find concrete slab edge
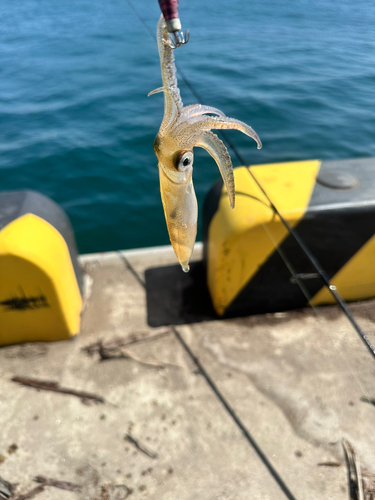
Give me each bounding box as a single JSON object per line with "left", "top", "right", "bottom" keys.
{"left": 78, "top": 242, "right": 203, "bottom": 264}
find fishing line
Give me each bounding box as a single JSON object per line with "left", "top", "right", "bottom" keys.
{"left": 259, "top": 215, "right": 373, "bottom": 402}
{"left": 123, "top": 2, "right": 375, "bottom": 365}
{"left": 242, "top": 161, "right": 375, "bottom": 360}
{"left": 124, "top": 0, "right": 156, "bottom": 40}
{"left": 217, "top": 127, "right": 375, "bottom": 359}
{"left": 234, "top": 176, "right": 373, "bottom": 401}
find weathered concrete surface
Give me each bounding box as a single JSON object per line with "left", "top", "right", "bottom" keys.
{"left": 0, "top": 244, "right": 374, "bottom": 500}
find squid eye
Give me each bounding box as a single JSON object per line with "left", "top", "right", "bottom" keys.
{"left": 178, "top": 151, "right": 194, "bottom": 171}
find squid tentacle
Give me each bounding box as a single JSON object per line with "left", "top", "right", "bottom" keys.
{"left": 190, "top": 115, "right": 262, "bottom": 150}
{"left": 179, "top": 104, "right": 226, "bottom": 120}
{"left": 195, "top": 131, "right": 235, "bottom": 209}
{"left": 157, "top": 16, "right": 183, "bottom": 128}
{"left": 148, "top": 87, "right": 165, "bottom": 96}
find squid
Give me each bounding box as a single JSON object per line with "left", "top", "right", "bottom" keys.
{"left": 150, "top": 15, "right": 262, "bottom": 272}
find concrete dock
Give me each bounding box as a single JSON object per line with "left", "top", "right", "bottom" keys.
{"left": 0, "top": 244, "right": 375, "bottom": 500}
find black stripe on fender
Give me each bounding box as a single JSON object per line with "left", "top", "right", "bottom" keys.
{"left": 219, "top": 158, "right": 375, "bottom": 317}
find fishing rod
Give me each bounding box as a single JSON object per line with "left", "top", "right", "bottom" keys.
{"left": 125, "top": 0, "right": 375, "bottom": 361}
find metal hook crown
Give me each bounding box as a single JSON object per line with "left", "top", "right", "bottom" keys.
{"left": 164, "top": 29, "right": 190, "bottom": 49}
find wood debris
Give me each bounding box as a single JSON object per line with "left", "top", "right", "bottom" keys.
{"left": 98, "top": 345, "right": 176, "bottom": 369}
{"left": 82, "top": 330, "right": 179, "bottom": 369}
{"left": 0, "top": 475, "right": 14, "bottom": 500}
{"left": 10, "top": 476, "right": 82, "bottom": 500}
{"left": 343, "top": 439, "right": 375, "bottom": 500}
{"left": 34, "top": 475, "right": 82, "bottom": 492}
{"left": 12, "top": 485, "right": 45, "bottom": 500}
{"left": 83, "top": 330, "right": 171, "bottom": 356}
{"left": 124, "top": 434, "right": 158, "bottom": 459}
{"left": 317, "top": 461, "right": 341, "bottom": 467}
{"left": 11, "top": 376, "right": 105, "bottom": 404}
{"left": 360, "top": 396, "right": 375, "bottom": 407}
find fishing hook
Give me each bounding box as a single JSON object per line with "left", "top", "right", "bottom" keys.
{"left": 164, "top": 29, "right": 190, "bottom": 49}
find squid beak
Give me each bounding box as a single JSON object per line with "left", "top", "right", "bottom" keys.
{"left": 158, "top": 164, "right": 198, "bottom": 272}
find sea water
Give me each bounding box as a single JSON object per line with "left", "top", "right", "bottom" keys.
{"left": 0, "top": 0, "right": 374, "bottom": 253}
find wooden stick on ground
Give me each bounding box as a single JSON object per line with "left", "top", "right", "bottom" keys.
{"left": 343, "top": 439, "right": 375, "bottom": 500}
{"left": 82, "top": 330, "right": 172, "bottom": 356}
{"left": 11, "top": 376, "right": 105, "bottom": 404}
{"left": 124, "top": 434, "right": 158, "bottom": 459}
{"left": 83, "top": 331, "right": 180, "bottom": 369}
{"left": 34, "top": 475, "right": 82, "bottom": 492}
{"left": 12, "top": 485, "right": 45, "bottom": 500}
{"left": 11, "top": 476, "right": 82, "bottom": 500}
{"left": 0, "top": 475, "right": 14, "bottom": 500}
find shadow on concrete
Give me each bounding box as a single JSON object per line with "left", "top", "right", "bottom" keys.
{"left": 145, "top": 260, "right": 218, "bottom": 327}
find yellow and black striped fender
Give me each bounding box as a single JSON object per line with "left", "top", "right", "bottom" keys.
{"left": 0, "top": 191, "right": 82, "bottom": 346}
{"left": 202, "top": 158, "right": 375, "bottom": 317}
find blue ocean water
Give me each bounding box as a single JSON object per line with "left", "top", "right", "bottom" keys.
{"left": 0, "top": 0, "right": 375, "bottom": 254}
